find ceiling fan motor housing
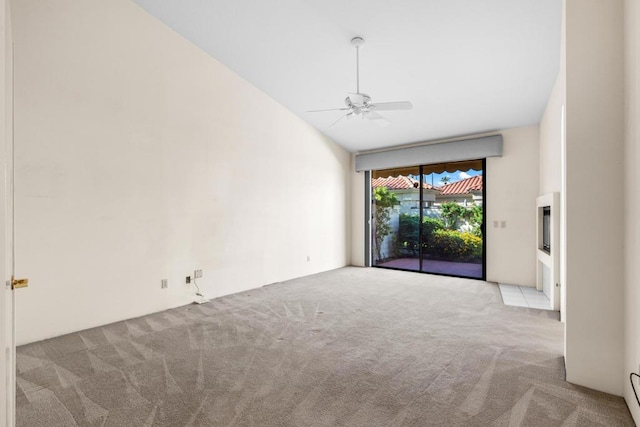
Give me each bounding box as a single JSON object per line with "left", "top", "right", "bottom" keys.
{"left": 345, "top": 93, "right": 371, "bottom": 112}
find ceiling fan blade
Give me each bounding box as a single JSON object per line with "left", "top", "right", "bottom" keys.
{"left": 328, "top": 112, "right": 352, "bottom": 128}
{"left": 370, "top": 101, "right": 413, "bottom": 111}
{"left": 364, "top": 111, "right": 391, "bottom": 126}
{"left": 307, "top": 107, "right": 351, "bottom": 113}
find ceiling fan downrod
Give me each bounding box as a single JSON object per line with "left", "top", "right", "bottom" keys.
{"left": 351, "top": 37, "right": 365, "bottom": 94}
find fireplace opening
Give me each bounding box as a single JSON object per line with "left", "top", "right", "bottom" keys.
{"left": 542, "top": 206, "right": 551, "bottom": 253}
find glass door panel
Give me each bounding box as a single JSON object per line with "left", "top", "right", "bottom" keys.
{"left": 420, "top": 161, "right": 484, "bottom": 279}
{"left": 371, "top": 166, "right": 420, "bottom": 271}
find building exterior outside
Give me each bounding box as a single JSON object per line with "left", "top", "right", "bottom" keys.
{"left": 372, "top": 174, "right": 483, "bottom": 261}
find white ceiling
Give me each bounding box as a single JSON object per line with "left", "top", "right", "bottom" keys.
{"left": 132, "top": 0, "right": 562, "bottom": 153}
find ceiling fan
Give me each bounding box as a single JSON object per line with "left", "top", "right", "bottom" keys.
{"left": 308, "top": 37, "right": 413, "bottom": 127}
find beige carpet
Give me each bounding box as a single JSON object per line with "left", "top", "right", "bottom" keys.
{"left": 15, "top": 267, "right": 633, "bottom": 426}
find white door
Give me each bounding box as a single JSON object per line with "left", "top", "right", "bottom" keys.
{"left": 1, "top": 1, "right": 15, "bottom": 425}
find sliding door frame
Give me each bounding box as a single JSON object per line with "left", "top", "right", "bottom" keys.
{"left": 370, "top": 158, "right": 487, "bottom": 281}
{"left": 364, "top": 171, "right": 371, "bottom": 267}
{"left": 481, "top": 158, "right": 486, "bottom": 281}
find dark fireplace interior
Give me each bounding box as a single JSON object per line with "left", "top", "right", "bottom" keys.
{"left": 542, "top": 206, "right": 551, "bottom": 253}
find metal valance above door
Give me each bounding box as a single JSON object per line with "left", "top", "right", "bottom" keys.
{"left": 355, "top": 135, "right": 503, "bottom": 172}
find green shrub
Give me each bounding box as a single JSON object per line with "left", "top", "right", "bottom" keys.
{"left": 397, "top": 214, "right": 445, "bottom": 255}
{"left": 422, "top": 217, "right": 445, "bottom": 246}
{"left": 468, "top": 204, "right": 483, "bottom": 236}
{"left": 373, "top": 187, "right": 399, "bottom": 261}
{"left": 440, "top": 202, "right": 467, "bottom": 230}
{"left": 440, "top": 202, "right": 484, "bottom": 236}
{"left": 431, "top": 229, "right": 482, "bottom": 261}
{"left": 422, "top": 216, "right": 444, "bottom": 237}
{"left": 398, "top": 213, "right": 420, "bottom": 255}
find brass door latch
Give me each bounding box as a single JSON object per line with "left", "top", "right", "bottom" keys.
{"left": 11, "top": 276, "right": 28, "bottom": 289}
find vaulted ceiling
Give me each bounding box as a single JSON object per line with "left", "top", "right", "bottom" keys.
{"left": 133, "top": 0, "right": 562, "bottom": 153}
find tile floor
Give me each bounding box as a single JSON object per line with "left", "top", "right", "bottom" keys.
{"left": 499, "top": 283, "right": 552, "bottom": 310}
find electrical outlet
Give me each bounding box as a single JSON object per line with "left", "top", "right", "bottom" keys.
{"left": 186, "top": 276, "right": 191, "bottom": 284}
{"left": 194, "top": 269, "right": 203, "bottom": 278}
{"left": 306, "top": 256, "right": 310, "bottom": 262}
{"left": 161, "top": 279, "right": 168, "bottom": 289}
{"left": 500, "top": 220, "right": 506, "bottom": 228}
{"left": 493, "top": 221, "right": 499, "bottom": 228}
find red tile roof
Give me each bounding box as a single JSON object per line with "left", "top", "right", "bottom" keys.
{"left": 438, "top": 175, "right": 483, "bottom": 195}
{"left": 372, "top": 176, "right": 438, "bottom": 190}
{"left": 372, "top": 174, "right": 483, "bottom": 196}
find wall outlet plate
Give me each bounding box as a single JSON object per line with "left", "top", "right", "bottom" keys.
{"left": 161, "top": 279, "right": 168, "bottom": 289}
{"left": 186, "top": 276, "right": 191, "bottom": 284}
{"left": 194, "top": 269, "right": 203, "bottom": 278}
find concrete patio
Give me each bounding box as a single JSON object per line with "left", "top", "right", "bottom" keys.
{"left": 377, "top": 257, "right": 483, "bottom": 278}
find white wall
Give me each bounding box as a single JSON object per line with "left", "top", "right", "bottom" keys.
{"left": 624, "top": 0, "right": 640, "bottom": 420}
{"left": 351, "top": 157, "right": 365, "bottom": 267}
{"left": 13, "top": 0, "right": 351, "bottom": 345}
{"left": 539, "top": 0, "right": 566, "bottom": 320}
{"left": 0, "top": 0, "right": 14, "bottom": 424}
{"left": 564, "top": 0, "right": 624, "bottom": 396}
{"left": 539, "top": 76, "right": 564, "bottom": 196}
{"left": 351, "top": 126, "right": 540, "bottom": 287}
{"left": 485, "top": 125, "right": 539, "bottom": 287}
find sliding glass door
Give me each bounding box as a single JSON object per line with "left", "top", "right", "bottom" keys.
{"left": 371, "top": 160, "right": 485, "bottom": 280}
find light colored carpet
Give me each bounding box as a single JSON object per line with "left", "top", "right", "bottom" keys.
{"left": 16, "top": 267, "right": 633, "bottom": 426}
